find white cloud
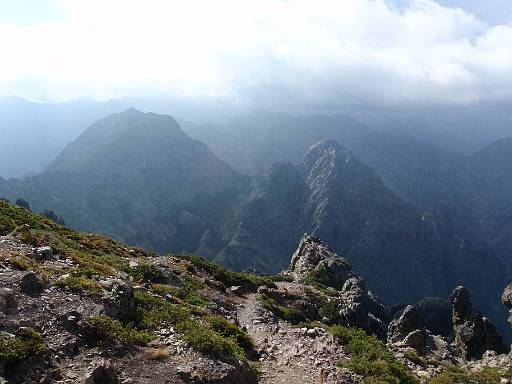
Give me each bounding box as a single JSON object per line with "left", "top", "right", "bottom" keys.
{"left": 0, "top": 0, "right": 511, "bottom": 107}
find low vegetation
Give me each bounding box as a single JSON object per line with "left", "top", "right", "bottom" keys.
{"left": 134, "top": 291, "right": 254, "bottom": 363}
{"left": 177, "top": 254, "right": 277, "bottom": 291}
{"left": 55, "top": 273, "right": 102, "bottom": 296}
{"left": 260, "top": 294, "right": 308, "bottom": 325}
{"left": 0, "top": 328, "right": 47, "bottom": 363}
{"left": 329, "top": 325, "right": 419, "bottom": 384}
{"left": 87, "top": 316, "right": 156, "bottom": 345}
{"left": 429, "top": 365, "right": 512, "bottom": 384}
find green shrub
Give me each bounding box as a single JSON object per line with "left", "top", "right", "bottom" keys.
{"left": 55, "top": 275, "right": 102, "bottom": 296}
{"left": 178, "top": 319, "right": 246, "bottom": 361}
{"left": 260, "top": 295, "right": 308, "bottom": 325}
{"left": 429, "top": 365, "right": 512, "bottom": 384}
{"left": 208, "top": 315, "right": 255, "bottom": 352}
{"left": 177, "top": 254, "right": 276, "bottom": 291}
{"left": 329, "top": 325, "right": 418, "bottom": 384}
{"left": 404, "top": 348, "right": 426, "bottom": 367}
{"left": 0, "top": 328, "right": 46, "bottom": 363}
{"left": 134, "top": 291, "right": 190, "bottom": 326}
{"left": 87, "top": 316, "right": 156, "bottom": 345}
{"left": 134, "top": 292, "right": 254, "bottom": 362}
{"left": 127, "top": 262, "right": 167, "bottom": 283}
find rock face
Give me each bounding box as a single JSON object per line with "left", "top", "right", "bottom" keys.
{"left": 450, "top": 286, "right": 507, "bottom": 359}
{"left": 388, "top": 305, "right": 427, "bottom": 353}
{"left": 288, "top": 234, "right": 353, "bottom": 289}
{"left": 502, "top": 283, "right": 512, "bottom": 327}
{"left": 338, "top": 276, "right": 388, "bottom": 338}
{"left": 288, "top": 234, "right": 388, "bottom": 337}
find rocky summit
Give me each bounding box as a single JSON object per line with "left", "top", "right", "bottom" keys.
{"left": 1, "top": 201, "right": 512, "bottom": 384}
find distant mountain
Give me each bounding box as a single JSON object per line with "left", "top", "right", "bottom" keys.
{"left": 1, "top": 109, "right": 510, "bottom": 338}
{"left": 0, "top": 96, "right": 248, "bottom": 179}
{"left": 350, "top": 133, "right": 512, "bottom": 271}
{"left": 0, "top": 96, "right": 131, "bottom": 178}
{"left": 181, "top": 111, "right": 371, "bottom": 175}
{"left": 0, "top": 109, "right": 247, "bottom": 253}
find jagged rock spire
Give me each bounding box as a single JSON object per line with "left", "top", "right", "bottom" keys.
{"left": 450, "top": 286, "right": 507, "bottom": 360}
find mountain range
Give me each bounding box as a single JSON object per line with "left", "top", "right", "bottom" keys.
{"left": 1, "top": 108, "right": 511, "bottom": 339}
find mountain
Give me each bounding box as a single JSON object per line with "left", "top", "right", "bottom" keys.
{"left": 0, "top": 96, "right": 248, "bottom": 179}
{"left": 212, "top": 140, "right": 509, "bottom": 335}
{"left": 0, "top": 109, "right": 247, "bottom": 253}
{"left": 181, "top": 111, "right": 372, "bottom": 175}
{"left": 1, "top": 110, "right": 510, "bottom": 338}
{"left": 0, "top": 96, "right": 131, "bottom": 178}
{"left": 350, "top": 133, "right": 512, "bottom": 270}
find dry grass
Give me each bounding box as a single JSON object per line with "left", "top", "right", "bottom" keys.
{"left": 148, "top": 347, "right": 171, "bottom": 360}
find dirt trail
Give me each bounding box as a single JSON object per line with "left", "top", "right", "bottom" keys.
{"left": 237, "top": 292, "right": 358, "bottom": 384}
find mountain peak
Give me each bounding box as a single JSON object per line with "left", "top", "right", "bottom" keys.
{"left": 305, "top": 139, "right": 351, "bottom": 162}
{"left": 45, "top": 110, "right": 186, "bottom": 173}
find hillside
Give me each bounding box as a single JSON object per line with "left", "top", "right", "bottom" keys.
{"left": 1, "top": 200, "right": 511, "bottom": 383}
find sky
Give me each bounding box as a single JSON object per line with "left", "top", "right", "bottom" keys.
{"left": 0, "top": 0, "right": 512, "bottom": 109}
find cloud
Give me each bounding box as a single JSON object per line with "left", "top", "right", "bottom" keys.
{"left": 0, "top": 0, "right": 511, "bottom": 108}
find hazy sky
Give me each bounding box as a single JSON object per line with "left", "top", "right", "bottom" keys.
{"left": 1, "top": 0, "right": 512, "bottom": 109}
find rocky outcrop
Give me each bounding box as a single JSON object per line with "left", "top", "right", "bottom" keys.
{"left": 288, "top": 234, "right": 388, "bottom": 337}
{"left": 414, "top": 297, "right": 452, "bottom": 338}
{"left": 288, "top": 234, "right": 354, "bottom": 289}
{"left": 502, "top": 283, "right": 512, "bottom": 327}
{"left": 388, "top": 305, "right": 427, "bottom": 353}
{"left": 102, "top": 280, "right": 135, "bottom": 322}
{"left": 450, "top": 286, "right": 507, "bottom": 359}
{"left": 338, "top": 276, "right": 388, "bottom": 338}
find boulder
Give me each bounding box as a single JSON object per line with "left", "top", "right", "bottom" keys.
{"left": 388, "top": 305, "right": 425, "bottom": 344}
{"left": 33, "top": 246, "right": 53, "bottom": 260}
{"left": 0, "top": 288, "right": 17, "bottom": 315}
{"left": 20, "top": 272, "right": 45, "bottom": 296}
{"left": 59, "top": 310, "right": 82, "bottom": 332}
{"left": 388, "top": 305, "right": 427, "bottom": 352}
{"left": 402, "top": 329, "right": 427, "bottom": 352}
{"left": 450, "top": 286, "right": 508, "bottom": 360}
{"left": 83, "top": 361, "right": 118, "bottom": 384}
{"left": 102, "top": 280, "right": 135, "bottom": 321}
